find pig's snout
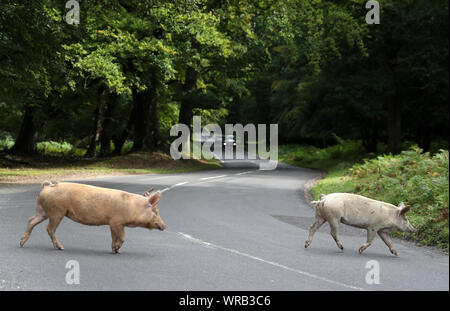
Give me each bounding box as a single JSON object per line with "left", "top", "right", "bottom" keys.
{"left": 157, "top": 222, "right": 166, "bottom": 231}
{"left": 405, "top": 222, "right": 417, "bottom": 233}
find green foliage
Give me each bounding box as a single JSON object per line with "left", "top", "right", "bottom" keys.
{"left": 0, "top": 0, "right": 448, "bottom": 162}
{"left": 36, "top": 141, "right": 73, "bottom": 155}
{"left": 121, "top": 140, "right": 134, "bottom": 155}
{"left": 236, "top": 0, "right": 448, "bottom": 149}
{"left": 0, "top": 132, "right": 14, "bottom": 151}
{"left": 348, "top": 147, "right": 449, "bottom": 249}
{"left": 278, "top": 140, "right": 367, "bottom": 170}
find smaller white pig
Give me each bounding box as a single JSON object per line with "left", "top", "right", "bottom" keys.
{"left": 304, "top": 193, "right": 416, "bottom": 256}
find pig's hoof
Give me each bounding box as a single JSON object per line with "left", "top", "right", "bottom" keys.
{"left": 338, "top": 244, "right": 344, "bottom": 251}
{"left": 358, "top": 246, "right": 365, "bottom": 254}
{"left": 19, "top": 235, "right": 28, "bottom": 247}
{"left": 391, "top": 249, "right": 399, "bottom": 256}
{"left": 305, "top": 241, "right": 311, "bottom": 248}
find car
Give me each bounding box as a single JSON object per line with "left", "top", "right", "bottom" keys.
{"left": 222, "top": 134, "right": 236, "bottom": 148}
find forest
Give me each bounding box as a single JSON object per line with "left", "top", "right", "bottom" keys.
{"left": 0, "top": 0, "right": 448, "bottom": 157}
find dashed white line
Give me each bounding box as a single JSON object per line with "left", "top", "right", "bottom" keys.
{"left": 200, "top": 175, "right": 228, "bottom": 180}
{"left": 177, "top": 232, "right": 367, "bottom": 291}
{"left": 155, "top": 170, "right": 255, "bottom": 193}
{"left": 160, "top": 181, "right": 189, "bottom": 193}
{"left": 235, "top": 171, "right": 255, "bottom": 176}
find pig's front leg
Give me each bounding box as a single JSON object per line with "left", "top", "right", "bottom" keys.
{"left": 359, "top": 228, "right": 377, "bottom": 254}
{"left": 378, "top": 230, "right": 398, "bottom": 256}
{"left": 110, "top": 225, "right": 125, "bottom": 254}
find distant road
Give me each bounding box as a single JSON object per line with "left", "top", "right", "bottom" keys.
{"left": 0, "top": 152, "right": 448, "bottom": 290}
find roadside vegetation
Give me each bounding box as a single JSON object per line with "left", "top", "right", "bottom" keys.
{"left": 0, "top": 139, "right": 220, "bottom": 183}
{"left": 279, "top": 141, "right": 449, "bottom": 251}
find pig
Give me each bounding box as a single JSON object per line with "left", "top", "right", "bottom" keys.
{"left": 304, "top": 193, "right": 416, "bottom": 256}
{"left": 19, "top": 181, "right": 166, "bottom": 253}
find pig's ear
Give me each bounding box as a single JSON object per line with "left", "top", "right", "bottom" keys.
{"left": 399, "top": 204, "right": 411, "bottom": 216}
{"left": 143, "top": 187, "right": 154, "bottom": 197}
{"left": 148, "top": 191, "right": 162, "bottom": 206}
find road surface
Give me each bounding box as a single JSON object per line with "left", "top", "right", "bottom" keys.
{"left": 0, "top": 153, "right": 448, "bottom": 290}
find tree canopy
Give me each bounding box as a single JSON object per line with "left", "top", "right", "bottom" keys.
{"left": 0, "top": 0, "right": 448, "bottom": 156}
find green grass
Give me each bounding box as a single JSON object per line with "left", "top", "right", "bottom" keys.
{"left": 278, "top": 140, "right": 372, "bottom": 171}
{"left": 0, "top": 151, "right": 221, "bottom": 183}
{"left": 279, "top": 142, "right": 449, "bottom": 251}
{"left": 0, "top": 138, "right": 221, "bottom": 183}
{"left": 0, "top": 165, "right": 217, "bottom": 177}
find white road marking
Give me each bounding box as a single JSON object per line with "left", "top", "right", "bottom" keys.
{"left": 235, "top": 171, "right": 255, "bottom": 176}
{"left": 177, "top": 232, "right": 367, "bottom": 291}
{"left": 200, "top": 175, "right": 228, "bottom": 180}
{"left": 127, "top": 175, "right": 173, "bottom": 181}
{"left": 159, "top": 174, "right": 229, "bottom": 193}
{"left": 160, "top": 182, "right": 189, "bottom": 193}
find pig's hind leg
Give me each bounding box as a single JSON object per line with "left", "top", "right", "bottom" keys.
{"left": 329, "top": 219, "right": 344, "bottom": 251}
{"left": 46, "top": 215, "right": 65, "bottom": 250}
{"left": 305, "top": 216, "right": 326, "bottom": 248}
{"left": 20, "top": 204, "right": 48, "bottom": 247}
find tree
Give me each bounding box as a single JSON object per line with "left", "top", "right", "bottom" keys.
{"left": 0, "top": 1, "right": 66, "bottom": 154}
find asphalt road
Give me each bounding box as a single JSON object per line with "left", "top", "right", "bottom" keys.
{"left": 0, "top": 153, "right": 448, "bottom": 291}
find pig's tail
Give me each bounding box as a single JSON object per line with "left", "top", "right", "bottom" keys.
{"left": 42, "top": 180, "right": 56, "bottom": 188}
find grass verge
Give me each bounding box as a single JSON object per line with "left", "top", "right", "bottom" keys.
{"left": 0, "top": 151, "right": 221, "bottom": 184}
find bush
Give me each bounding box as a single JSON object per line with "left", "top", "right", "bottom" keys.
{"left": 121, "top": 140, "right": 134, "bottom": 154}
{"left": 278, "top": 140, "right": 367, "bottom": 170}
{"left": 347, "top": 147, "right": 449, "bottom": 249}
{"left": 37, "top": 141, "right": 73, "bottom": 155}
{"left": 0, "top": 134, "right": 14, "bottom": 151}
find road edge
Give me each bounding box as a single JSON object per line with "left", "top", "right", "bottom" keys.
{"left": 303, "top": 171, "right": 327, "bottom": 205}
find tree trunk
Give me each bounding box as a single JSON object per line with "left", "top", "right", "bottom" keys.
{"left": 131, "top": 90, "right": 149, "bottom": 152}
{"left": 178, "top": 99, "right": 194, "bottom": 130}
{"left": 362, "top": 126, "right": 378, "bottom": 153}
{"left": 143, "top": 85, "right": 162, "bottom": 150}
{"left": 99, "top": 93, "right": 119, "bottom": 157}
{"left": 418, "top": 129, "right": 431, "bottom": 152}
{"left": 85, "top": 87, "right": 106, "bottom": 158}
{"left": 132, "top": 73, "right": 162, "bottom": 152}
{"left": 112, "top": 102, "right": 135, "bottom": 156}
{"left": 178, "top": 67, "right": 198, "bottom": 128}
{"left": 387, "top": 96, "right": 402, "bottom": 154}
{"left": 10, "top": 106, "right": 38, "bottom": 154}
